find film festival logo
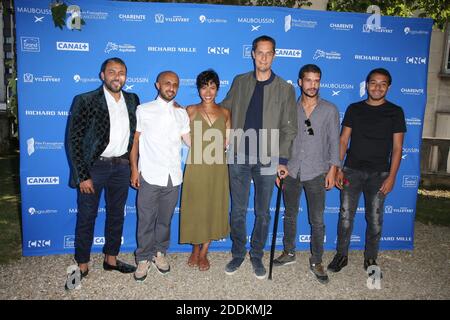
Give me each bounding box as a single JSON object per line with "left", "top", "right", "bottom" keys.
{"left": 26, "top": 137, "right": 64, "bottom": 156}
{"left": 284, "top": 14, "right": 317, "bottom": 32}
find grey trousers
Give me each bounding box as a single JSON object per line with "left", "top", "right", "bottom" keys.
{"left": 135, "top": 175, "right": 179, "bottom": 263}
{"left": 283, "top": 174, "right": 326, "bottom": 265}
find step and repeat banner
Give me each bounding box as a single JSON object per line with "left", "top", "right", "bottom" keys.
{"left": 16, "top": 0, "right": 432, "bottom": 256}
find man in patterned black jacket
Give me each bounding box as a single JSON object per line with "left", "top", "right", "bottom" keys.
{"left": 66, "top": 57, "right": 139, "bottom": 288}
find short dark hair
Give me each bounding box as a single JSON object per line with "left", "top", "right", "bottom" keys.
{"left": 298, "top": 64, "right": 322, "bottom": 80}
{"left": 252, "top": 35, "right": 276, "bottom": 52}
{"left": 366, "top": 68, "right": 392, "bottom": 86}
{"left": 196, "top": 69, "right": 220, "bottom": 90}
{"left": 100, "top": 57, "right": 127, "bottom": 74}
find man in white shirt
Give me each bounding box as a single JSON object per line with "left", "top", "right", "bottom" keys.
{"left": 66, "top": 58, "right": 140, "bottom": 289}
{"left": 130, "top": 71, "right": 190, "bottom": 281}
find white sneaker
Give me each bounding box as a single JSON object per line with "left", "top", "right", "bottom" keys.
{"left": 152, "top": 252, "right": 170, "bottom": 275}
{"left": 134, "top": 260, "right": 150, "bottom": 282}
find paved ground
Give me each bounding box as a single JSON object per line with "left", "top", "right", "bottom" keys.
{"left": 0, "top": 221, "right": 449, "bottom": 300}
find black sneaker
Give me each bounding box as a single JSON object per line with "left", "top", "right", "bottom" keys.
{"left": 224, "top": 257, "right": 244, "bottom": 275}
{"left": 250, "top": 257, "right": 266, "bottom": 280}
{"left": 327, "top": 254, "right": 348, "bottom": 273}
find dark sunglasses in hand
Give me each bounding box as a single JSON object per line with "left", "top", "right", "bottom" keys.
{"left": 304, "top": 119, "right": 314, "bottom": 136}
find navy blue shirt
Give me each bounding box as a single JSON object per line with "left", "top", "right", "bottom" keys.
{"left": 243, "top": 72, "right": 288, "bottom": 164}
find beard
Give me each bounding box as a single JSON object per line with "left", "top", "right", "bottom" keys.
{"left": 302, "top": 88, "right": 318, "bottom": 98}
{"left": 368, "top": 92, "right": 386, "bottom": 101}
{"left": 104, "top": 80, "right": 123, "bottom": 93}
{"left": 160, "top": 91, "right": 176, "bottom": 102}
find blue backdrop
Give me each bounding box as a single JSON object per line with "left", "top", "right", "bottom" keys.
{"left": 15, "top": 0, "right": 433, "bottom": 256}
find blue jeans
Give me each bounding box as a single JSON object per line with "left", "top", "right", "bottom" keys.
{"left": 229, "top": 162, "right": 276, "bottom": 260}
{"left": 75, "top": 159, "right": 130, "bottom": 264}
{"left": 283, "top": 174, "right": 326, "bottom": 265}
{"left": 336, "top": 167, "right": 389, "bottom": 260}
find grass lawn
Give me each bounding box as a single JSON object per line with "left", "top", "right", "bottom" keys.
{"left": 0, "top": 150, "right": 448, "bottom": 265}
{"left": 0, "top": 151, "right": 22, "bottom": 264}
{"left": 416, "top": 189, "right": 450, "bottom": 226}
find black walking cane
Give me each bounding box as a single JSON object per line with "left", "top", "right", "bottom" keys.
{"left": 268, "top": 171, "right": 285, "bottom": 280}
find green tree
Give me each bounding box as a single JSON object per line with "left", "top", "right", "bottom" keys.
{"left": 327, "top": 0, "right": 450, "bottom": 30}
{"left": 122, "top": 0, "right": 312, "bottom": 8}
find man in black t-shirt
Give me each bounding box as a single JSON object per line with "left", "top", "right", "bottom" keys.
{"left": 327, "top": 68, "right": 406, "bottom": 274}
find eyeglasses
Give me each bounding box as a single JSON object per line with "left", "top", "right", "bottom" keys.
{"left": 305, "top": 119, "right": 314, "bottom": 136}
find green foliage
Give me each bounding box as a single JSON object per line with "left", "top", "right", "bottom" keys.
{"left": 120, "top": 0, "right": 312, "bottom": 8}
{"left": 327, "top": 0, "right": 450, "bottom": 30}
{"left": 5, "top": 60, "right": 17, "bottom": 126}
{"left": 50, "top": 1, "right": 86, "bottom": 30}
{"left": 241, "top": 0, "right": 311, "bottom": 7}
{"left": 416, "top": 189, "right": 450, "bottom": 227}
{"left": 50, "top": 1, "right": 68, "bottom": 29}
{"left": 0, "top": 153, "right": 22, "bottom": 265}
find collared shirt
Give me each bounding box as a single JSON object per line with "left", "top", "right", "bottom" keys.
{"left": 288, "top": 97, "right": 340, "bottom": 181}
{"left": 136, "top": 96, "right": 190, "bottom": 187}
{"left": 101, "top": 86, "right": 130, "bottom": 157}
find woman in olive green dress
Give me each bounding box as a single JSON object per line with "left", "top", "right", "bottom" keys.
{"left": 180, "top": 70, "right": 230, "bottom": 271}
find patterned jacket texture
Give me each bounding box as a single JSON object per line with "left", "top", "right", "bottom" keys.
{"left": 66, "top": 86, "right": 139, "bottom": 188}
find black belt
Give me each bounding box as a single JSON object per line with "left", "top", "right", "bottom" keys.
{"left": 98, "top": 153, "right": 129, "bottom": 165}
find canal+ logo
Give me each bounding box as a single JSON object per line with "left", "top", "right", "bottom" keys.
{"left": 27, "top": 176, "right": 60, "bottom": 185}
{"left": 56, "top": 41, "right": 89, "bottom": 52}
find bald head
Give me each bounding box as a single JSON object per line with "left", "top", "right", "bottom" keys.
{"left": 157, "top": 71, "right": 179, "bottom": 83}
{"left": 156, "top": 71, "right": 179, "bottom": 102}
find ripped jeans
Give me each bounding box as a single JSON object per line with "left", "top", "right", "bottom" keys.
{"left": 336, "top": 167, "right": 389, "bottom": 260}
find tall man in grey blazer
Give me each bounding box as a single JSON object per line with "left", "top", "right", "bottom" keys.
{"left": 221, "top": 35, "right": 298, "bottom": 279}
{"left": 66, "top": 58, "right": 139, "bottom": 288}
